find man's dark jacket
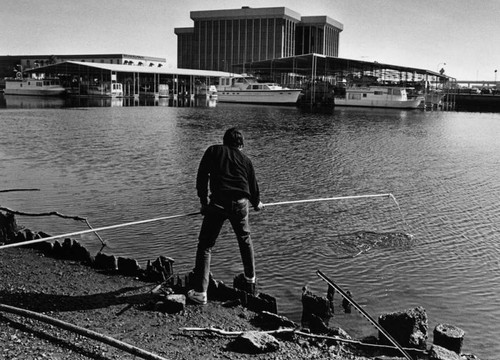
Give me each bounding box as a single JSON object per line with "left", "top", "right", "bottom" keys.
{"left": 196, "top": 144, "right": 260, "bottom": 208}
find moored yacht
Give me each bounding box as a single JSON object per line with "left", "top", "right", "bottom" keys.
{"left": 216, "top": 75, "right": 302, "bottom": 105}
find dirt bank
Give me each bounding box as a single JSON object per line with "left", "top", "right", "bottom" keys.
{"left": 0, "top": 246, "right": 382, "bottom": 360}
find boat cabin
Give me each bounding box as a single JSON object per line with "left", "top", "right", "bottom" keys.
{"left": 346, "top": 86, "right": 409, "bottom": 101}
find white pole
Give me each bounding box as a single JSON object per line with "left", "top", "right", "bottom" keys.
{"left": 263, "top": 193, "right": 392, "bottom": 207}
{"left": 0, "top": 212, "right": 200, "bottom": 250}
{"left": 263, "top": 193, "right": 411, "bottom": 234}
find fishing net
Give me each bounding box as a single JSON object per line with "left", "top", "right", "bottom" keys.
{"left": 276, "top": 194, "right": 415, "bottom": 259}
{"left": 330, "top": 230, "right": 414, "bottom": 258}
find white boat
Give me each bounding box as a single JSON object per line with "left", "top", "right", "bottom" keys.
{"left": 335, "top": 86, "right": 424, "bottom": 109}
{"left": 196, "top": 85, "right": 218, "bottom": 100}
{"left": 4, "top": 77, "right": 66, "bottom": 96}
{"left": 158, "top": 84, "right": 169, "bottom": 98}
{"left": 86, "top": 82, "right": 123, "bottom": 97}
{"left": 216, "top": 75, "right": 301, "bottom": 105}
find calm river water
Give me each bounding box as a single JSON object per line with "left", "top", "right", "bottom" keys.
{"left": 1, "top": 96, "right": 499, "bottom": 358}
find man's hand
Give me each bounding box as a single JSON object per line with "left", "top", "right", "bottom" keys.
{"left": 200, "top": 197, "right": 209, "bottom": 215}
{"left": 200, "top": 204, "right": 209, "bottom": 216}
{"left": 253, "top": 201, "right": 264, "bottom": 211}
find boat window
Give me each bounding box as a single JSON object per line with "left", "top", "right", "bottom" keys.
{"left": 349, "top": 94, "right": 362, "bottom": 100}
{"left": 363, "top": 93, "right": 367, "bottom": 97}
{"left": 36, "top": 82, "right": 43, "bottom": 87}
{"left": 393, "top": 89, "right": 401, "bottom": 95}
{"left": 374, "top": 91, "right": 383, "bottom": 95}
{"left": 387, "top": 89, "right": 393, "bottom": 95}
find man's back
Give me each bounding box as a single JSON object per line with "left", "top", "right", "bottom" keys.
{"left": 196, "top": 144, "right": 259, "bottom": 206}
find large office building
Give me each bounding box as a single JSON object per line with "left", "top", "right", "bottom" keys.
{"left": 175, "top": 6, "right": 343, "bottom": 71}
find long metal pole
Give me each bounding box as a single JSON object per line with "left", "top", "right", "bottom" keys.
{"left": 263, "top": 193, "right": 392, "bottom": 207}
{"left": 0, "top": 303, "right": 168, "bottom": 360}
{"left": 316, "top": 270, "right": 414, "bottom": 360}
{"left": 0, "top": 212, "right": 200, "bottom": 250}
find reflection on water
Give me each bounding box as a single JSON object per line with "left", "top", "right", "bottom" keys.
{"left": 1, "top": 101, "right": 500, "bottom": 359}
{"left": 0, "top": 94, "right": 218, "bottom": 109}
{"left": 2, "top": 94, "right": 66, "bottom": 109}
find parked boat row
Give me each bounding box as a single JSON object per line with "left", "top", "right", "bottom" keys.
{"left": 4, "top": 74, "right": 431, "bottom": 109}
{"left": 4, "top": 77, "right": 124, "bottom": 97}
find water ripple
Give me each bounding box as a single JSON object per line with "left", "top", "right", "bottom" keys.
{"left": 2, "top": 104, "right": 500, "bottom": 358}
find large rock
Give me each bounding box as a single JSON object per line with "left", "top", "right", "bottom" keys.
{"left": 301, "top": 287, "right": 333, "bottom": 332}
{"left": 117, "top": 256, "right": 141, "bottom": 276}
{"left": 247, "top": 292, "right": 278, "bottom": 314}
{"left": 429, "top": 344, "right": 461, "bottom": 360}
{"left": 378, "top": 306, "right": 428, "bottom": 349}
{"left": 0, "top": 212, "right": 18, "bottom": 242}
{"left": 145, "top": 256, "right": 174, "bottom": 283}
{"left": 94, "top": 253, "right": 118, "bottom": 270}
{"left": 155, "top": 294, "right": 185, "bottom": 314}
{"left": 231, "top": 331, "right": 280, "bottom": 354}
{"left": 71, "top": 240, "right": 93, "bottom": 264}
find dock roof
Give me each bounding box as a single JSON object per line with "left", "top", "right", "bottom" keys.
{"left": 25, "top": 61, "right": 240, "bottom": 78}
{"left": 236, "top": 53, "right": 453, "bottom": 81}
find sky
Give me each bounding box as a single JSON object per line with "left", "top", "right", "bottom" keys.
{"left": 1, "top": 0, "right": 499, "bottom": 81}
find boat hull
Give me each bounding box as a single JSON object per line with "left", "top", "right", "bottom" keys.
{"left": 4, "top": 88, "right": 66, "bottom": 96}
{"left": 334, "top": 97, "right": 423, "bottom": 109}
{"left": 217, "top": 89, "right": 301, "bottom": 105}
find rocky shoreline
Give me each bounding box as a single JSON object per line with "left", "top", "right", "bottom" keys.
{"left": 0, "top": 212, "right": 480, "bottom": 359}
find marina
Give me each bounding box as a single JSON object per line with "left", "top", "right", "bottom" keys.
{"left": 1, "top": 102, "right": 499, "bottom": 359}
{"left": 3, "top": 55, "right": 455, "bottom": 111}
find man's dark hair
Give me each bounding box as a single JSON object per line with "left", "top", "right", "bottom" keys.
{"left": 223, "top": 127, "right": 244, "bottom": 148}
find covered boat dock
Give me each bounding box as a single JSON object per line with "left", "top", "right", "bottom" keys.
{"left": 233, "top": 53, "right": 455, "bottom": 108}
{"left": 24, "top": 61, "right": 237, "bottom": 101}
{"left": 25, "top": 55, "right": 456, "bottom": 108}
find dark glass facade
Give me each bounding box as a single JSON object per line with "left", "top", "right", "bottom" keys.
{"left": 175, "top": 7, "right": 343, "bottom": 71}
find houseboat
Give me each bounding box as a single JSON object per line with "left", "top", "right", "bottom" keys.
{"left": 335, "top": 86, "right": 424, "bottom": 109}
{"left": 4, "top": 77, "right": 66, "bottom": 96}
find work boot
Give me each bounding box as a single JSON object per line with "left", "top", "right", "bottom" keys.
{"left": 233, "top": 273, "right": 256, "bottom": 296}
{"left": 186, "top": 289, "right": 207, "bottom": 305}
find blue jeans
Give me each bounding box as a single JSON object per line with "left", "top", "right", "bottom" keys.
{"left": 193, "top": 197, "right": 255, "bottom": 293}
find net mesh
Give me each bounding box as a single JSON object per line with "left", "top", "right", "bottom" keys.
{"left": 328, "top": 230, "right": 414, "bottom": 258}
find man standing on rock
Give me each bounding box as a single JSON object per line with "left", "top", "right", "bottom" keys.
{"left": 187, "top": 127, "right": 263, "bottom": 305}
